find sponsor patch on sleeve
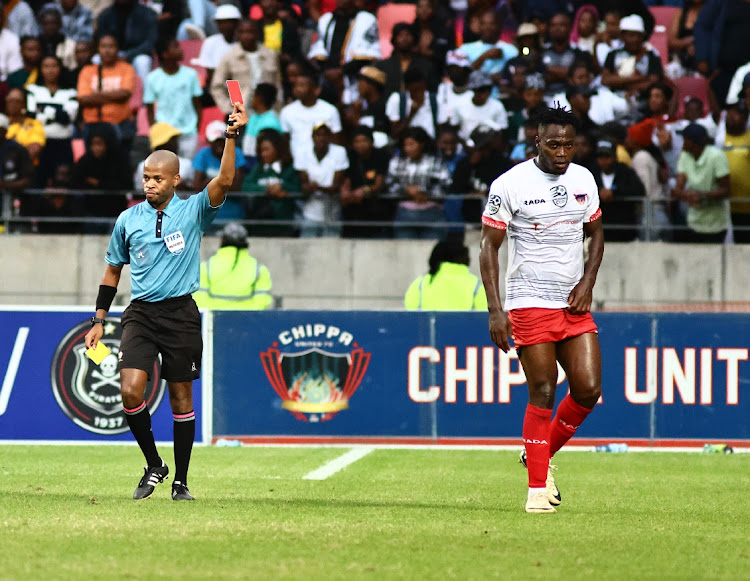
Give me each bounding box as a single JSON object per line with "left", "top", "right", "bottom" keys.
{"left": 588, "top": 208, "right": 602, "bottom": 222}
{"left": 482, "top": 215, "right": 507, "bottom": 230}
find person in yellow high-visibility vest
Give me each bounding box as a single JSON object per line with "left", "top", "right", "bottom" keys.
{"left": 404, "top": 237, "right": 488, "bottom": 310}
{"left": 193, "top": 222, "right": 273, "bottom": 310}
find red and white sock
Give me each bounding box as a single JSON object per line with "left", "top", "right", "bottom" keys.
{"left": 523, "top": 404, "right": 552, "bottom": 488}
{"left": 549, "top": 394, "right": 594, "bottom": 458}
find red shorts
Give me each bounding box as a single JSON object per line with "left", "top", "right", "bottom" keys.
{"left": 507, "top": 308, "right": 598, "bottom": 347}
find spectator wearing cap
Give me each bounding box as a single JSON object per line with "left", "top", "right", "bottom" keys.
{"left": 341, "top": 124, "right": 391, "bottom": 238}
{"left": 626, "top": 117, "right": 671, "bottom": 240}
{"left": 506, "top": 73, "right": 545, "bottom": 145}
{"left": 437, "top": 50, "right": 473, "bottom": 127}
{"left": 375, "top": 22, "right": 438, "bottom": 99}
{"left": 37, "top": 7, "right": 77, "bottom": 70}
{"left": 499, "top": 22, "right": 546, "bottom": 103}
{"left": 411, "top": 0, "right": 453, "bottom": 76}
{"left": 601, "top": 14, "right": 663, "bottom": 106}
{"left": 457, "top": 10, "right": 518, "bottom": 79}
{"left": 307, "top": 0, "right": 381, "bottom": 105}
{"left": 194, "top": 222, "right": 273, "bottom": 310}
{"left": 542, "top": 12, "right": 596, "bottom": 97}
{"left": 254, "top": 0, "right": 301, "bottom": 73}
{"left": 242, "top": 128, "right": 299, "bottom": 237}
{"left": 193, "top": 4, "right": 242, "bottom": 105}
{"left": 721, "top": 101, "right": 750, "bottom": 242}
{"left": 132, "top": 122, "right": 195, "bottom": 190}
{"left": 145, "top": 37, "right": 202, "bottom": 160}
{"left": 593, "top": 137, "right": 646, "bottom": 242}
{"left": 280, "top": 65, "right": 342, "bottom": 162}
{"left": 343, "top": 65, "right": 389, "bottom": 147}
{"left": 386, "top": 126, "right": 451, "bottom": 240}
{"left": 96, "top": 0, "right": 158, "bottom": 87}
{"left": 210, "top": 19, "right": 281, "bottom": 116}
{"left": 40, "top": 0, "right": 93, "bottom": 43}
{"left": 295, "top": 121, "right": 349, "bottom": 237}
{"left": 241, "top": 82, "right": 282, "bottom": 162}
{"left": 0, "top": 9, "right": 22, "bottom": 82}
{"left": 549, "top": 61, "right": 629, "bottom": 125}
{"left": 451, "top": 124, "right": 512, "bottom": 225}
{"left": 451, "top": 70, "right": 509, "bottom": 143}
{"left": 672, "top": 122, "right": 731, "bottom": 243}
{"left": 694, "top": 0, "right": 750, "bottom": 106}
{"left": 192, "top": 119, "right": 247, "bottom": 221}
{"left": 386, "top": 67, "right": 446, "bottom": 140}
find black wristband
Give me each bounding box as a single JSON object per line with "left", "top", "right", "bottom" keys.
{"left": 96, "top": 285, "right": 117, "bottom": 312}
{"left": 224, "top": 130, "right": 239, "bottom": 140}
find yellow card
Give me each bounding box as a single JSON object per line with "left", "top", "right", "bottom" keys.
{"left": 85, "top": 342, "right": 111, "bottom": 365}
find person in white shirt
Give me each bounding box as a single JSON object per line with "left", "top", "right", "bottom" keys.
{"left": 479, "top": 105, "right": 604, "bottom": 515}
{"left": 386, "top": 67, "right": 447, "bottom": 140}
{"left": 192, "top": 4, "right": 241, "bottom": 98}
{"left": 548, "top": 62, "right": 630, "bottom": 125}
{"left": 294, "top": 122, "right": 349, "bottom": 237}
{"left": 436, "top": 49, "right": 473, "bottom": 128}
{"left": 452, "top": 70, "right": 508, "bottom": 143}
{"left": 280, "top": 66, "right": 342, "bottom": 163}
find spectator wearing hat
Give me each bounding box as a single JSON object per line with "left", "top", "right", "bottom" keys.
{"left": 500, "top": 22, "right": 546, "bottom": 103}
{"left": 386, "top": 126, "right": 451, "bottom": 240}
{"left": 0, "top": 8, "right": 22, "bottom": 82}
{"left": 672, "top": 122, "right": 731, "bottom": 243}
{"left": 721, "top": 101, "right": 750, "bottom": 242}
{"left": 437, "top": 50, "right": 473, "bottom": 128}
{"left": 242, "top": 128, "right": 299, "bottom": 237}
{"left": 341, "top": 124, "right": 391, "bottom": 238}
{"left": 626, "top": 117, "right": 671, "bottom": 240}
{"left": 601, "top": 14, "right": 663, "bottom": 105}
{"left": 343, "top": 65, "right": 389, "bottom": 147}
{"left": 41, "top": 0, "right": 93, "bottom": 43}
{"left": 375, "top": 22, "right": 438, "bottom": 99}
{"left": 457, "top": 9, "right": 518, "bottom": 84}
{"left": 451, "top": 124, "right": 512, "bottom": 225}
{"left": 144, "top": 37, "right": 202, "bottom": 160}
{"left": 386, "top": 67, "right": 446, "bottom": 140}
{"left": 132, "top": 122, "right": 195, "bottom": 190}
{"left": 193, "top": 4, "right": 242, "bottom": 105}
{"left": 194, "top": 222, "right": 273, "bottom": 310}
{"left": 241, "top": 82, "right": 282, "bottom": 162}
{"left": 542, "top": 12, "right": 596, "bottom": 97}
{"left": 210, "top": 19, "right": 281, "bottom": 116}
{"left": 307, "top": 0, "right": 381, "bottom": 105}
{"left": 452, "top": 70, "right": 509, "bottom": 143}
{"left": 592, "top": 138, "right": 645, "bottom": 242}
{"left": 294, "top": 121, "right": 349, "bottom": 237}
{"left": 192, "top": 119, "right": 247, "bottom": 222}
{"left": 280, "top": 65, "right": 342, "bottom": 162}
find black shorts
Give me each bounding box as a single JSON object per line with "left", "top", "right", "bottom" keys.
{"left": 119, "top": 295, "right": 202, "bottom": 382}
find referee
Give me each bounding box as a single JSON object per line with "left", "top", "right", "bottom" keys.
{"left": 85, "top": 103, "right": 249, "bottom": 501}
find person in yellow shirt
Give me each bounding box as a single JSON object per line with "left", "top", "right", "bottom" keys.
{"left": 405, "top": 236, "right": 488, "bottom": 311}
{"left": 6, "top": 87, "right": 46, "bottom": 166}
{"left": 722, "top": 101, "right": 750, "bottom": 242}
{"left": 194, "top": 222, "right": 273, "bottom": 310}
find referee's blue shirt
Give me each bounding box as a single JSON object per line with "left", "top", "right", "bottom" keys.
{"left": 105, "top": 187, "right": 222, "bottom": 302}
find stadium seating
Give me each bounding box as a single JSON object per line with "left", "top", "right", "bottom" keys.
{"left": 377, "top": 3, "right": 416, "bottom": 59}
{"left": 673, "top": 75, "right": 709, "bottom": 117}
{"left": 198, "top": 106, "right": 226, "bottom": 142}
{"left": 649, "top": 6, "right": 680, "bottom": 30}
{"left": 180, "top": 39, "right": 207, "bottom": 87}
{"left": 650, "top": 24, "right": 669, "bottom": 68}
{"left": 71, "top": 138, "right": 85, "bottom": 162}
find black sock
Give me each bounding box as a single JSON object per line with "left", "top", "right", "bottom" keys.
{"left": 173, "top": 411, "right": 196, "bottom": 485}
{"left": 124, "top": 402, "right": 161, "bottom": 468}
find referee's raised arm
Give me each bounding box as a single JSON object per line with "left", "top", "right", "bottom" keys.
{"left": 207, "top": 102, "right": 249, "bottom": 207}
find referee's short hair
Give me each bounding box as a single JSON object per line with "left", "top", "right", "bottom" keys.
{"left": 534, "top": 104, "right": 580, "bottom": 134}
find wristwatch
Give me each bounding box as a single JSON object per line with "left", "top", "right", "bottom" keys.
{"left": 91, "top": 317, "right": 105, "bottom": 326}
{"left": 224, "top": 130, "right": 239, "bottom": 139}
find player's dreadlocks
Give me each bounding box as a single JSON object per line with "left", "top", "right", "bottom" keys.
{"left": 534, "top": 104, "right": 580, "bottom": 133}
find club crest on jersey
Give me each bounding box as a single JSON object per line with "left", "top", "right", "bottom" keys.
{"left": 260, "top": 324, "right": 371, "bottom": 423}
{"left": 487, "top": 194, "right": 501, "bottom": 215}
{"left": 164, "top": 231, "right": 185, "bottom": 255}
{"left": 550, "top": 185, "right": 568, "bottom": 207}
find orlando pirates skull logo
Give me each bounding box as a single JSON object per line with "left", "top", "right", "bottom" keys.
{"left": 550, "top": 185, "right": 568, "bottom": 207}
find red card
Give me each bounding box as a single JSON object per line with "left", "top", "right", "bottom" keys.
{"left": 226, "top": 80, "right": 243, "bottom": 105}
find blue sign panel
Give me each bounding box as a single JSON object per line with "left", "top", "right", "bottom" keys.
{"left": 212, "top": 311, "right": 750, "bottom": 440}
{"left": 0, "top": 309, "right": 205, "bottom": 442}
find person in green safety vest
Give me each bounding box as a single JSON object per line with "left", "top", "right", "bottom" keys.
{"left": 193, "top": 222, "right": 273, "bottom": 309}
{"left": 404, "top": 236, "right": 488, "bottom": 310}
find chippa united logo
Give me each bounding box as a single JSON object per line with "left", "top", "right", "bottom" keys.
{"left": 260, "top": 324, "right": 371, "bottom": 422}
{"left": 50, "top": 318, "right": 166, "bottom": 435}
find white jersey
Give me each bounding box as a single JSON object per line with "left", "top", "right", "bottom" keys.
{"left": 482, "top": 159, "right": 601, "bottom": 311}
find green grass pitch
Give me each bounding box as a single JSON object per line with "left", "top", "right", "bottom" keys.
{"left": 0, "top": 445, "right": 748, "bottom": 580}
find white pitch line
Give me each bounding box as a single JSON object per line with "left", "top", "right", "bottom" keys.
{"left": 303, "top": 447, "right": 374, "bottom": 480}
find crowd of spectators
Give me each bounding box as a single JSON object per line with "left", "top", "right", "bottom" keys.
{"left": 2, "top": 0, "right": 750, "bottom": 242}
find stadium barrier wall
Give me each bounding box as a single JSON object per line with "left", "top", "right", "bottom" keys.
{"left": 212, "top": 311, "right": 750, "bottom": 443}
{"left": 0, "top": 308, "right": 209, "bottom": 443}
